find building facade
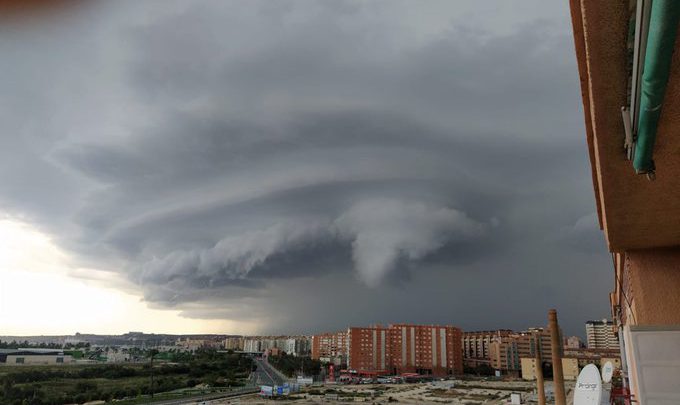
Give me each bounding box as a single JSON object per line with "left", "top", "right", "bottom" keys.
{"left": 513, "top": 325, "right": 566, "bottom": 380}
{"left": 346, "top": 324, "right": 463, "bottom": 377}
{"left": 569, "top": 1, "right": 680, "bottom": 402}
{"left": 0, "top": 349, "right": 73, "bottom": 366}
{"left": 243, "top": 336, "right": 311, "bottom": 356}
{"left": 347, "top": 326, "right": 388, "bottom": 373}
{"left": 522, "top": 357, "right": 580, "bottom": 381}
{"left": 522, "top": 348, "right": 621, "bottom": 381}
{"left": 223, "top": 337, "right": 244, "bottom": 351}
{"left": 488, "top": 336, "right": 521, "bottom": 374}
{"left": 561, "top": 357, "right": 580, "bottom": 381}
{"left": 519, "top": 357, "right": 540, "bottom": 381}
{"left": 514, "top": 328, "right": 554, "bottom": 361}
{"left": 462, "top": 330, "right": 512, "bottom": 369}
{"left": 565, "top": 335, "right": 585, "bottom": 349}
{"left": 311, "top": 331, "right": 348, "bottom": 364}
{"left": 585, "top": 319, "right": 620, "bottom": 350}
{"left": 461, "top": 328, "right": 558, "bottom": 376}
{"left": 175, "top": 338, "right": 222, "bottom": 351}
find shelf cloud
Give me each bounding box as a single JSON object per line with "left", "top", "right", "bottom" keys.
{"left": 0, "top": 0, "right": 611, "bottom": 335}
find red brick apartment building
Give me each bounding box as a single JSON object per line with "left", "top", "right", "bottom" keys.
{"left": 346, "top": 324, "right": 463, "bottom": 377}
{"left": 311, "top": 331, "right": 348, "bottom": 365}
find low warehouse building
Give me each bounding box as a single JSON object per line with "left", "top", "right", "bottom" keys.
{"left": 0, "top": 349, "right": 73, "bottom": 365}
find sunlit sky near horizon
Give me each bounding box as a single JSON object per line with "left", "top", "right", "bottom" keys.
{"left": 0, "top": 218, "right": 257, "bottom": 335}
{"left": 0, "top": 1, "right": 612, "bottom": 338}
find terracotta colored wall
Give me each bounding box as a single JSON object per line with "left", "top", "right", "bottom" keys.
{"left": 573, "top": 0, "right": 680, "bottom": 251}
{"left": 347, "top": 325, "right": 462, "bottom": 376}
{"left": 627, "top": 247, "right": 680, "bottom": 325}
{"left": 311, "top": 335, "right": 320, "bottom": 359}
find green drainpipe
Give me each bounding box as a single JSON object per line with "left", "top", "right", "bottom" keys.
{"left": 634, "top": 0, "right": 680, "bottom": 174}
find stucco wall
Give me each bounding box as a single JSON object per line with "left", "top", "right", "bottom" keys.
{"left": 627, "top": 247, "right": 680, "bottom": 325}
{"left": 573, "top": 0, "right": 680, "bottom": 251}
{"left": 562, "top": 358, "right": 579, "bottom": 381}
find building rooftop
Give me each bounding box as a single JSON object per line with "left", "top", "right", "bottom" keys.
{"left": 586, "top": 319, "right": 613, "bottom": 325}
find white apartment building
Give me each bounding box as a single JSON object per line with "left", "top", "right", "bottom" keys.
{"left": 586, "top": 319, "right": 620, "bottom": 350}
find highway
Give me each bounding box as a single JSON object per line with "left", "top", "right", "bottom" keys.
{"left": 141, "top": 387, "right": 259, "bottom": 405}
{"left": 251, "top": 356, "right": 288, "bottom": 386}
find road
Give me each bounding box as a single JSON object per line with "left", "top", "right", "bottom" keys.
{"left": 251, "top": 356, "right": 287, "bottom": 386}
{"left": 145, "top": 387, "right": 259, "bottom": 405}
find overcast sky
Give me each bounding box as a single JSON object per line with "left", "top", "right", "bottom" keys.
{"left": 0, "top": 1, "right": 611, "bottom": 337}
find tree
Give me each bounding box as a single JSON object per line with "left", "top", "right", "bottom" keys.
{"left": 474, "top": 364, "right": 494, "bottom": 376}
{"left": 148, "top": 349, "right": 159, "bottom": 398}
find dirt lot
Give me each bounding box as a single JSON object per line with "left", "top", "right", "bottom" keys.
{"left": 212, "top": 379, "right": 575, "bottom": 405}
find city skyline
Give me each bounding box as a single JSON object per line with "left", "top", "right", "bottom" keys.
{"left": 0, "top": 1, "right": 611, "bottom": 337}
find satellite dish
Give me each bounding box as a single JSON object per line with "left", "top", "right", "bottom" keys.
{"left": 601, "top": 361, "right": 614, "bottom": 383}
{"left": 574, "top": 364, "right": 602, "bottom": 405}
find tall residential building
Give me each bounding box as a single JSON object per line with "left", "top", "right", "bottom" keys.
{"left": 514, "top": 324, "right": 564, "bottom": 380}
{"left": 515, "top": 327, "right": 554, "bottom": 360}
{"left": 585, "top": 320, "right": 619, "bottom": 350}
{"left": 175, "top": 338, "right": 222, "bottom": 351}
{"left": 311, "top": 331, "right": 348, "bottom": 365}
{"left": 295, "top": 337, "right": 312, "bottom": 356}
{"left": 484, "top": 326, "right": 558, "bottom": 376}
{"left": 488, "top": 336, "right": 520, "bottom": 374}
{"left": 565, "top": 335, "right": 585, "bottom": 349}
{"left": 243, "top": 338, "right": 261, "bottom": 353}
{"left": 347, "top": 324, "right": 463, "bottom": 377}
{"left": 223, "top": 337, "right": 244, "bottom": 351}
{"left": 242, "top": 336, "right": 311, "bottom": 356}
{"left": 462, "top": 330, "right": 512, "bottom": 368}
{"left": 462, "top": 328, "right": 558, "bottom": 375}
{"left": 347, "top": 325, "right": 388, "bottom": 373}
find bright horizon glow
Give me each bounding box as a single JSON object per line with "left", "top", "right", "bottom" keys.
{"left": 0, "top": 217, "right": 256, "bottom": 336}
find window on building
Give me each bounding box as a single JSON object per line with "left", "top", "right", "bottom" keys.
{"left": 56, "top": 357, "right": 64, "bottom": 363}
{"left": 15, "top": 357, "right": 24, "bottom": 364}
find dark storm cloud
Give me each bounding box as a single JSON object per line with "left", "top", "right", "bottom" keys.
{"left": 0, "top": 0, "right": 611, "bottom": 335}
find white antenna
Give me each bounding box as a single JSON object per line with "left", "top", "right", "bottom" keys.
{"left": 601, "top": 361, "right": 614, "bottom": 383}
{"left": 574, "top": 364, "right": 603, "bottom": 405}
